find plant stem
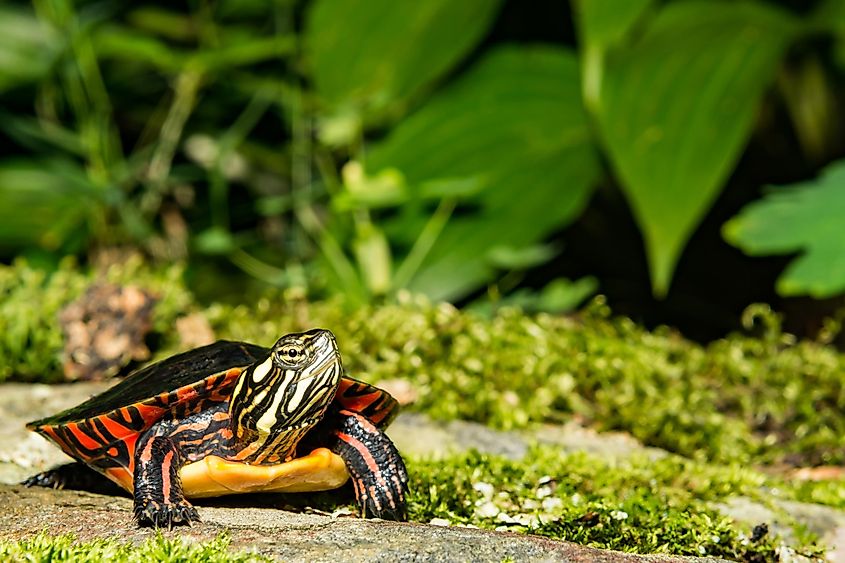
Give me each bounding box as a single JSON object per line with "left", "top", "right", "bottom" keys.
{"left": 144, "top": 68, "right": 204, "bottom": 213}
{"left": 392, "top": 198, "right": 456, "bottom": 292}
{"left": 229, "top": 248, "right": 288, "bottom": 285}
{"left": 288, "top": 85, "right": 365, "bottom": 300}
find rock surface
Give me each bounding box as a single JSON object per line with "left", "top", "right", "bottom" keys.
{"left": 2, "top": 381, "right": 842, "bottom": 561}
{"left": 0, "top": 382, "right": 110, "bottom": 484}
{"left": 0, "top": 484, "right": 722, "bottom": 563}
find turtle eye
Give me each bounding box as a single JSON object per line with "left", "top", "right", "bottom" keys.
{"left": 275, "top": 343, "right": 307, "bottom": 365}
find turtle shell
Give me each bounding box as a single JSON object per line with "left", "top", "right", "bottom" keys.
{"left": 30, "top": 341, "right": 265, "bottom": 433}
{"left": 28, "top": 339, "right": 399, "bottom": 497}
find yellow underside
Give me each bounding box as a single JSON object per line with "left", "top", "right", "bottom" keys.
{"left": 182, "top": 448, "right": 350, "bottom": 498}
{"left": 106, "top": 448, "right": 350, "bottom": 498}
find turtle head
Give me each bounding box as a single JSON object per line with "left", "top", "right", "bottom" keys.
{"left": 229, "top": 328, "right": 343, "bottom": 460}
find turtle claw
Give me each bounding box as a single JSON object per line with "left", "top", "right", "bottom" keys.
{"left": 358, "top": 483, "right": 408, "bottom": 522}
{"left": 22, "top": 471, "right": 64, "bottom": 489}
{"left": 361, "top": 503, "right": 407, "bottom": 522}
{"left": 134, "top": 499, "right": 200, "bottom": 529}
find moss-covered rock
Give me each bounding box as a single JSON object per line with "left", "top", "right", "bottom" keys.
{"left": 212, "top": 294, "right": 845, "bottom": 468}
{"left": 4, "top": 259, "right": 845, "bottom": 468}
{"left": 407, "top": 447, "right": 825, "bottom": 560}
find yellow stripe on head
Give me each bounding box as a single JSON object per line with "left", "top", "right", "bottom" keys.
{"left": 251, "top": 357, "right": 273, "bottom": 383}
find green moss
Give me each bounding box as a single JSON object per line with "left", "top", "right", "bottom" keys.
{"left": 215, "top": 446, "right": 827, "bottom": 558}
{"left": 210, "top": 294, "right": 845, "bottom": 467}
{"left": 5, "top": 259, "right": 845, "bottom": 469}
{"left": 0, "top": 257, "right": 191, "bottom": 382}
{"left": 0, "top": 532, "right": 268, "bottom": 562}
{"left": 408, "top": 446, "right": 827, "bottom": 559}
{"left": 299, "top": 446, "right": 822, "bottom": 558}
{"left": 782, "top": 477, "right": 845, "bottom": 511}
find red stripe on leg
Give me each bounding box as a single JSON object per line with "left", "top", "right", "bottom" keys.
{"left": 338, "top": 410, "right": 379, "bottom": 434}
{"left": 161, "top": 450, "right": 173, "bottom": 501}
{"left": 139, "top": 436, "right": 155, "bottom": 464}
{"left": 391, "top": 475, "right": 404, "bottom": 501}
{"left": 335, "top": 432, "right": 383, "bottom": 480}
{"left": 335, "top": 429, "right": 392, "bottom": 508}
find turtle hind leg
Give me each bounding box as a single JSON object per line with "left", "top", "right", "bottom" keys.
{"left": 23, "top": 462, "right": 125, "bottom": 496}
{"left": 133, "top": 434, "right": 199, "bottom": 528}
{"left": 330, "top": 409, "right": 409, "bottom": 521}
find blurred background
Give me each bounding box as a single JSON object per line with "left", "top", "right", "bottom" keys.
{"left": 2, "top": 0, "right": 845, "bottom": 342}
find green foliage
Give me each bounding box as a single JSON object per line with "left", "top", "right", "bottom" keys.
{"left": 0, "top": 532, "right": 268, "bottom": 562}
{"left": 815, "top": 0, "right": 845, "bottom": 52}
{"left": 574, "top": 0, "right": 654, "bottom": 55}
{"left": 0, "top": 0, "right": 305, "bottom": 285}
{"left": 305, "top": 0, "right": 505, "bottom": 126}
{"left": 0, "top": 5, "right": 62, "bottom": 93}
{"left": 724, "top": 160, "right": 845, "bottom": 298}
{"left": 4, "top": 0, "right": 845, "bottom": 303}
{"left": 581, "top": 0, "right": 797, "bottom": 296}
{"left": 0, "top": 0, "right": 600, "bottom": 309}
{"left": 469, "top": 277, "right": 599, "bottom": 317}
{"left": 0, "top": 159, "right": 103, "bottom": 253}
{"left": 366, "top": 46, "right": 598, "bottom": 300}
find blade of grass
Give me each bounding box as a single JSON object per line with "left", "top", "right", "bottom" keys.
{"left": 229, "top": 248, "right": 289, "bottom": 285}
{"left": 288, "top": 86, "right": 365, "bottom": 300}
{"left": 33, "top": 0, "right": 119, "bottom": 185}
{"left": 391, "top": 198, "right": 456, "bottom": 291}
{"left": 143, "top": 68, "right": 204, "bottom": 213}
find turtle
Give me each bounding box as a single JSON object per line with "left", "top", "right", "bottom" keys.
{"left": 24, "top": 329, "right": 408, "bottom": 528}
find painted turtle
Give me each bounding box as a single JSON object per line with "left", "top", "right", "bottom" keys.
{"left": 24, "top": 329, "right": 408, "bottom": 527}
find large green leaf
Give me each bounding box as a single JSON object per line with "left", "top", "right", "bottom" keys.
{"left": 366, "top": 46, "right": 599, "bottom": 301}
{"left": 724, "top": 161, "right": 845, "bottom": 298}
{"left": 0, "top": 6, "right": 62, "bottom": 92}
{"left": 588, "top": 1, "right": 796, "bottom": 296}
{"left": 304, "top": 0, "right": 503, "bottom": 119}
{"left": 574, "top": 0, "right": 654, "bottom": 48}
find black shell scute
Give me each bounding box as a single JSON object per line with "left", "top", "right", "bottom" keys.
{"left": 29, "top": 341, "right": 268, "bottom": 427}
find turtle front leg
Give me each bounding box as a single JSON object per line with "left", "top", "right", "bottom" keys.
{"left": 331, "top": 409, "right": 409, "bottom": 521}
{"left": 133, "top": 433, "right": 199, "bottom": 528}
